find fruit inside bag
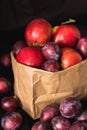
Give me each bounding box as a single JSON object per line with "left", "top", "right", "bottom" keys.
{"left": 11, "top": 52, "right": 87, "bottom": 119}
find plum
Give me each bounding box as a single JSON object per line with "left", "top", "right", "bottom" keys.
{"left": 0, "top": 53, "right": 11, "bottom": 67}
{"left": 40, "top": 103, "right": 59, "bottom": 122}
{"left": 51, "top": 115, "right": 71, "bottom": 130}
{"left": 76, "top": 37, "right": 87, "bottom": 59}
{"left": 0, "top": 77, "right": 11, "bottom": 96}
{"left": 12, "top": 40, "right": 26, "bottom": 56}
{"left": 76, "top": 110, "right": 87, "bottom": 121}
{"left": 1, "top": 112, "right": 23, "bottom": 130}
{"left": 42, "top": 59, "right": 60, "bottom": 72}
{"left": 42, "top": 42, "right": 61, "bottom": 60}
{"left": 1, "top": 96, "right": 21, "bottom": 112}
{"left": 69, "top": 120, "right": 87, "bottom": 130}
{"left": 31, "top": 120, "right": 51, "bottom": 130}
{"left": 59, "top": 97, "right": 82, "bottom": 118}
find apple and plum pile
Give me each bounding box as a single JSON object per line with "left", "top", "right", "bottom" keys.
{"left": 14, "top": 18, "right": 87, "bottom": 72}
{"left": 0, "top": 18, "right": 87, "bottom": 130}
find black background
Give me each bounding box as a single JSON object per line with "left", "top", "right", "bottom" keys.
{"left": 0, "top": 0, "right": 87, "bottom": 53}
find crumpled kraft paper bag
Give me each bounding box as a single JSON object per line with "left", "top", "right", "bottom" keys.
{"left": 11, "top": 52, "right": 87, "bottom": 119}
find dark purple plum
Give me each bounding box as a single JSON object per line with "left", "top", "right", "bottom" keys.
{"left": 1, "top": 112, "right": 23, "bottom": 130}
{"left": 42, "top": 42, "right": 61, "bottom": 60}
{"left": 76, "top": 110, "right": 87, "bottom": 121}
{"left": 0, "top": 77, "right": 11, "bottom": 96}
{"left": 42, "top": 59, "right": 60, "bottom": 72}
{"left": 59, "top": 97, "right": 82, "bottom": 118}
{"left": 69, "top": 120, "right": 87, "bottom": 130}
{"left": 1, "top": 96, "right": 21, "bottom": 112}
{"left": 31, "top": 120, "right": 51, "bottom": 130}
{"left": 12, "top": 40, "right": 26, "bottom": 56}
{"left": 0, "top": 53, "right": 11, "bottom": 67}
{"left": 51, "top": 115, "right": 71, "bottom": 130}
{"left": 40, "top": 103, "right": 59, "bottom": 122}
{"left": 76, "top": 37, "right": 87, "bottom": 59}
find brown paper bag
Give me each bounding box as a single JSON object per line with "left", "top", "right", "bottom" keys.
{"left": 11, "top": 52, "right": 87, "bottom": 119}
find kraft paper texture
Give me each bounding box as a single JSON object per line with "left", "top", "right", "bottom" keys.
{"left": 11, "top": 52, "right": 87, "bottom": 119}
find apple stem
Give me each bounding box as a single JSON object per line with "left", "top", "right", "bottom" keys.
{"left": 61, "top": 18, "right": 76, "bottom": 25}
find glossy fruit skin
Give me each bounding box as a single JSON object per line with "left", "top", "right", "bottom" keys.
{"left": 25, "top": 18, "right": 52, "bottom": 46}
{"left": 53, "top": 24, "right": 81, "bottom": 47}
{"left": 59, "top": 97, "right": 82, "bottom": 118}
{"left": 0, "top": 77, "right": 11, "bottom": 96}
{"left": 42, "top": 42, "right": 61, "bottom": 60}
{"left": 16, "top": 46, "right": 45, "bottom": 68}
{"left": 0, "top": 53, "right": 11, "bottom": 67}
{"left": 1, "top": 96, "right": 20, "bottom": 112}
{"left": 61, "top": 47, "right": 83, "bottom": 69}
{"left": 76, "top": 37, "right": 87, "bottom": 59}
{"left": 51, "top": 115, "right": 71, "bottom": 130}
{"left": 42, "top": 59, "right": 60, "bottom": 72}
{"left": 69, "top": 120, "right": 87, "bottom": 130}
{"left": 40, "top": 103, "right": 59, "bottom": 122}
{"left": 12, "top": 40, "right": 26, "bottom": 57}
{"left": 76, "top": 110, "right": 87, "bottom": 121}
{"left": 1, "top": 112, "right": 23, "bottom": 130}
{"left": 31, "top": 121, "right": 51, "bottom": 130}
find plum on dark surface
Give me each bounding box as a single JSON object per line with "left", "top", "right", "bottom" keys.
{"left": 76, "top": 37, "right": 87, "bottom": 59}
{"left": 31, "top": 120, "right": 51, "bottom": 130}
{"left": 40, "top": 103, "right": 59, "bottom": 122}
{"left": 1, "top": 96, "right": 21, "bottom": 112}
{"left": 51, "top": 115, "right": 71, "bottom": 130}
{"left": 1, "top": 112, "right": 23, "bottom": 130}
{"left": 0, "top": 53, "right": 11, "bottom": 67}
{"left": 12, "top": 40, "right": 26, "bottom": 57}
{"left": 42, "top": 42, "right": 61, "bottom": 60}
{"left": 69, "top": 120, "right": 87, "bottom": 130}
{"left": 59, "top": 97, "right": 82, "bottom": 118}
{"left": 76, "top": 110, "right": 87, "bottom": 121}
{"left": 0, "top": 77, "right": 11, "bottom": 96}
{"left": 42, "top": 59, "right": 60, "bottom": 72}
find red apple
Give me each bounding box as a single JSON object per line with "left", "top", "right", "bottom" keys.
{"left": 16, "top": 46, "right": 45, "bottom": 68}
{"left": 53, "top": 24, "right": 81, "bottom": 47}
{"left": 76, "top": 37, "right": 87, "bottom": 59}
{"left": 24, "top": 18, "right": 52, "bottom": 46}
{"left": 61, "top": 47, "right": 83, "bottom": 69}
